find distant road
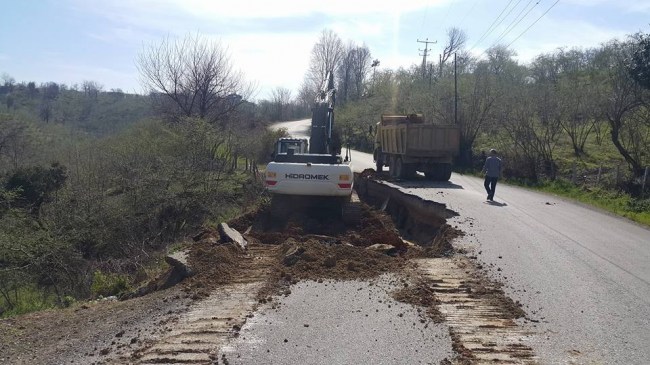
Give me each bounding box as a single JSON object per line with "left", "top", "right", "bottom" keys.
{"left": 270, "top": 119, "right": 376, "bottom": 173}
{"left": 271, "top": 118, "right": 650, "bottom": 364}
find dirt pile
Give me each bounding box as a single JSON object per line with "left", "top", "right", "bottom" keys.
{"left": 184, "top": 241, "right": 246, "bottom": 293}
{"left": 147, "top": 201, "right": 413, "bottom": 301}
{"left": 230, "top": 203, "right": 405, "bottom": 249}
{"left": 276, "top": 238, "right": 407, "bottom": 282}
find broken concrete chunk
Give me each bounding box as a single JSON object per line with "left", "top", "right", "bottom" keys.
{"left": 121, "top": 249, "right": 194, "bottom": 300}
{"left": 165, "top": 250, "right": 194, "bottom": 278}
{"left": 218, "top": 222, "right": 248, "bottom": 250}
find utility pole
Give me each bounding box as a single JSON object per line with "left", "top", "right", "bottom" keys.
{"left": 454, "top": 53, "right": 458, "bottom": 125}
{"left": 417, "top": 38, "right": 437, "bottom": 78}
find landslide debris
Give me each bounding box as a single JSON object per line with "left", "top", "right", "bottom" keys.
{"left": 233, "top": 202, "right": 411, "bottom": 282}
{"left": 0, "top": 175, "right": 537, "bottom": 365}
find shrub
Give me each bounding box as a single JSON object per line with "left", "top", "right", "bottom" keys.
{"left": 90, "top": 271, "right": 131, "bottom": 298}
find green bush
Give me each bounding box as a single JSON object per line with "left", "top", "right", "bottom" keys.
{"left": 90, "top": 271, "right": 131, "bottom": 298}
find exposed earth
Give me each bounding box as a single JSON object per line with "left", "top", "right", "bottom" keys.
{"left": 0, "top": 173, "right": 536, "bottom": 364}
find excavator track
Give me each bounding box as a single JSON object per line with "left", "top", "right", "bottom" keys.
{"left": 417, "top": 257, "right": 537, "bottom": 364}
{"left": 118, "top": 245, "right": 278, "bottom": 365}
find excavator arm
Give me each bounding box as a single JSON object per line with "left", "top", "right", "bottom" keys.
{"left": 309, "top": 71, "right": 338, "bottom": 155}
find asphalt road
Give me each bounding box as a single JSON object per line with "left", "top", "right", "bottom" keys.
{"left": 266, "top": 119, "right": 650, "bottom": 363}
{"left": 222, "top": 278, "right": 453, "bottom": 365}
{"left": 395, "top": 175, "right": 650, "bottom": 364}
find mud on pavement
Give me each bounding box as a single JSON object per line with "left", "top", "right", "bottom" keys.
{"left": 0, "top": 171, "right": 538, "bottom": 365}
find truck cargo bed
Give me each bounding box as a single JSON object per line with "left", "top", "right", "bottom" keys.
{"left": 377, "top": 123, "right": 460, "bottom": 157}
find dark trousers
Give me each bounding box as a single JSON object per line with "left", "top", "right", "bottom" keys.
{"left": 484, "top": 176, "right": 498, "bottom": 200}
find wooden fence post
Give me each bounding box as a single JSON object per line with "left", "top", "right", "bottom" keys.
{"left": 596, "top": 166, "right": 602, "bottom": 185}
{"left": 643, "top": 166, "right": 649, "bottom": 195}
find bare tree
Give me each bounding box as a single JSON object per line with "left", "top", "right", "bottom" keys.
{"left": 82, "top": 80, "right": 103, "bottom": 100}
{"left": 548, "top": 50, "right": 601, "bottom": 156}
{"left": 457, "top": 62, "right": 496, "bottom": 165}
{"left": 337, "top": 42, "right": 356, "bottom": 105}
{"left": 137, "top": 33, "right": 252, "bottom": 124}
{"left": 441, "top": 28, "right": 467, "bottom": 67}
{"left": 297, "top": 81, "right": 315, "bottom": 109}
{"left": 304, "top": 29, "right": 344, "bottom": 94}
{"left": 336, "top": 42, "right": 372, "bottom": 103}
{"left": 352, "top": 44, "right": 372, "bottom": 99}
{"left": 269, "top": 87, "right": 292, "bottom": 121}
{"left": 485, "top": 45, "right": 517, "bottom": 76}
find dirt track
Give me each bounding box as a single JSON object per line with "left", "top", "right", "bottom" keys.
{"left": 0, "top": 174, "right": 538, "bottom": 364}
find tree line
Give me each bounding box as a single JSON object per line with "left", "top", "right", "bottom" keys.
{"left": 318, "top": 28, "right": 649, "bottom": 190}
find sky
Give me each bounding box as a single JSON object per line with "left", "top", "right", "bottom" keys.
{"left": 1, "top": 0, "right": 649, "bottom": 100}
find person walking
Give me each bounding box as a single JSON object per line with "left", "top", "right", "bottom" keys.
{"left": 482, "top": 149, "right": 502, "bottom": 201}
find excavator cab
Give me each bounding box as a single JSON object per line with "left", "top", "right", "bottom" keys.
{"left": 274, "top": 138, "right": 308, "bottom": 157}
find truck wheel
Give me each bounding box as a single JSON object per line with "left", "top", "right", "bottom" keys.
{"left": 425, "top": 166, "right": 442, "bottom": 181}
{"left": 424, "top": 166, "right": 436, "bottom": 180}
{"left": 441, "top": 164, "right": 452, "bottom": 181}
{"left": 403, "top": 164, "right": 417, "bottom": 179}
{"left": 393, "top": 156, "right": 403, "bottom": 179}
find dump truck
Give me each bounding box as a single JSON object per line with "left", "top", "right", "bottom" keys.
{"left": 373, "top": 114, "right": 460, "bottom": 181}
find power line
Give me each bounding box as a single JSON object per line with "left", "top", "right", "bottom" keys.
{"left": 506, "top": 0, "right": 560, "bottom": 48}
{"left": 488, "top": 0, "right": 525, "bottom": 41}
{"left": 491, "top": 0, "right": 539, "bottom": 47}
{"left": 457, "top": 0, "right": 480, "bottom": 29}
{"left": 470, "top": 0, "right": 516, "bottom": 51}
